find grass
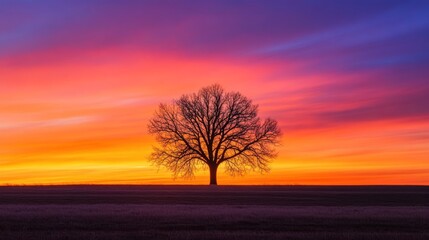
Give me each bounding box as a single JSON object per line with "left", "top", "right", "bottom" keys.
{"left": 0, "top": 185, "right": 428, "bottom": 239}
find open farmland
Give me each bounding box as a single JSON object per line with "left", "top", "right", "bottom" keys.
{"left": 0, "top": 186, "right": 428, "bottom": 240}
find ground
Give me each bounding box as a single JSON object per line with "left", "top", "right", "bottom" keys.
{"left": 0, "top": 185, "right": 428, "bottom": 240}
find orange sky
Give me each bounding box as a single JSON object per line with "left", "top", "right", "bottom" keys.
{"left": 1, "top": 1, "right": 429, "bottom": 185}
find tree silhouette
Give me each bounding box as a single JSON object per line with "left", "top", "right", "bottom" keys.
{"left": 148, "top": 84, "right": 281, "bottom": 185}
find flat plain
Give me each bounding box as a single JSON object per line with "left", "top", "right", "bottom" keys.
{"left": 0, "top": 185, "right": 428, "bottom": 240}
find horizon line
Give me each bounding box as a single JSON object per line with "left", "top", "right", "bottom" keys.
{"left": 1, "top": 184, "right": 428, "bottom": 187}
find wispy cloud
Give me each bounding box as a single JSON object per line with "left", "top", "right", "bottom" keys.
{"left": 0, "top": 116, "right": 96, "bottom": 130}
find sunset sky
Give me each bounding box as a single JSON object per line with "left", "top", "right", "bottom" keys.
{"left": 1, "top": 0, "right": 429, "bottom": 185}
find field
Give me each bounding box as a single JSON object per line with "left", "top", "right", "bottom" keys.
{"left": 0, "top": 186, "right": 428, "bottom": 240}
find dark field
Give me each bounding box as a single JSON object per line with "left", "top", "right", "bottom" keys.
{"left": 0, "top": 186, "right": 428, "bottom": 240}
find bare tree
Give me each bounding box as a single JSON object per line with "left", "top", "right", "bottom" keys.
{"left": 148, "top": 84, "right": 281, "bottom": 185}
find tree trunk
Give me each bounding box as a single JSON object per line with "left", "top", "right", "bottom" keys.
{"left": 209, "top": 164, "right": 218, "bottom": 185}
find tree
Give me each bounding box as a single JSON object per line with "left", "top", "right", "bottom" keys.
{"left": 148, "top": 84, "right": 281, "bottom": 185}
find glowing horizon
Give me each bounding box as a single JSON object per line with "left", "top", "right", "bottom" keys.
{"left": 1, "top": 1, "right": 429, "bottom": 185}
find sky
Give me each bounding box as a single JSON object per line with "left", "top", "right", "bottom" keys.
{"left": 1, "top": 0, "right": 429, "bottom": 185}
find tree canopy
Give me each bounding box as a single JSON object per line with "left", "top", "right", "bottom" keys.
{"left": 148, "top": 84, "right": 281, "bottom": 185}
